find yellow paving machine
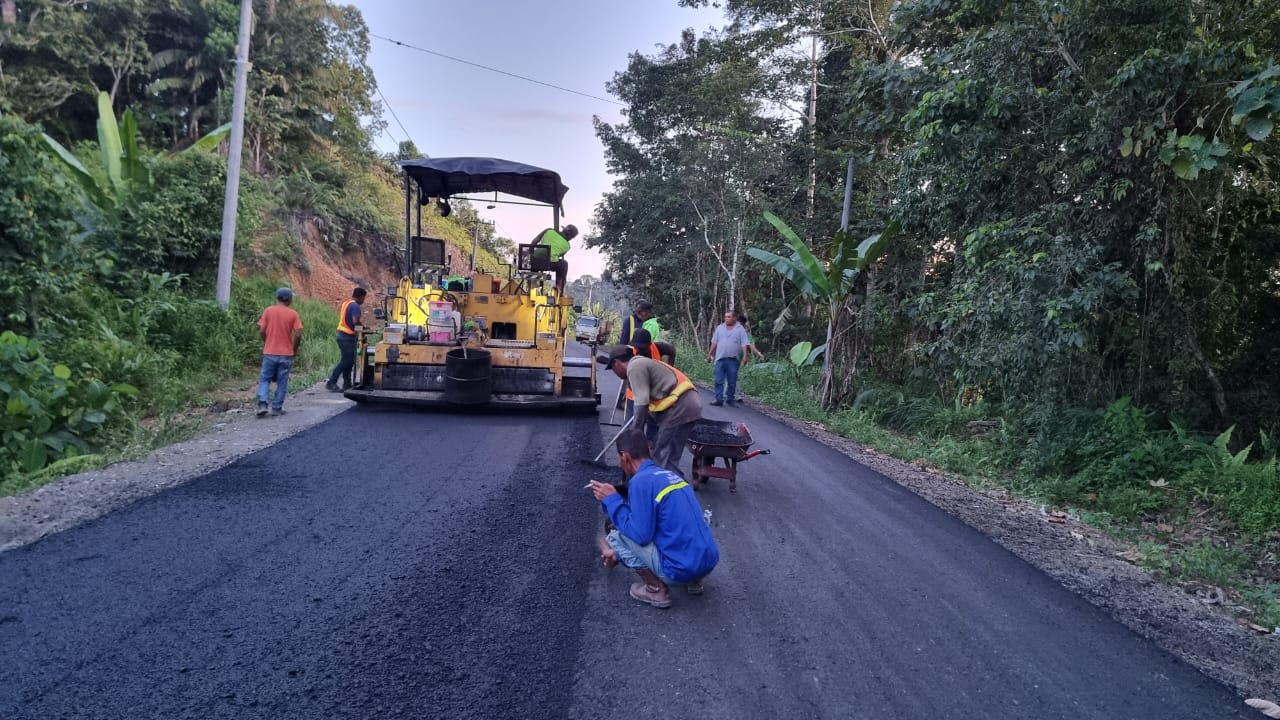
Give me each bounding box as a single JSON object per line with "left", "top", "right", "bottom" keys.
{"left": 344, "top": 157, "right": 599, "bottom": 411}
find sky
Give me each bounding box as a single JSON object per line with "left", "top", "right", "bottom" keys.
{"left": 350, "top": 1, "right": 726, "bottom": 280}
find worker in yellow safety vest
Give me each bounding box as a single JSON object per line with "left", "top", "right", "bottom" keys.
{"left": 326, "top": 287, "right": 367, "bottom": 392}
{"left": 533, "top": 224, "right": 577, "bottom": 293}
{"left": 600, "top": 344, "right": 703, "bottom": 479}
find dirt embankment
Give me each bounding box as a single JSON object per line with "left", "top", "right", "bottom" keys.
{"left": 263, "top": 216, "right": 489, "bottom": 310}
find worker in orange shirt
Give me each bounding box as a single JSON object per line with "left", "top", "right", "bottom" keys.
{"left": 257, "top": 287, "right": 303, "bottom": 417}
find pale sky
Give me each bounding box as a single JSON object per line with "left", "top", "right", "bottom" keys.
{"left": 351, "top": 1, "right": 724, "bottom": 279}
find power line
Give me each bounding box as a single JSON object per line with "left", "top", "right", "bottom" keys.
{"left": 372, "top": 32, "right": 623, "bottom": 107}
{"left": 376, "top": 84, "right": 416, "bottom": 151}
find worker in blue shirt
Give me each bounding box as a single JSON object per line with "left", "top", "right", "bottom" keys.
{"left": 588, "top": 429, "right": 720, "bottom": 608}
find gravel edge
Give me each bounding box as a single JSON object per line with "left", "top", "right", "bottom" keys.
{"left": 0, "top": 383, "right": 354, "bottom": 553}
{"left": 739, "top": 396, "right": 1279, "bottom": 699}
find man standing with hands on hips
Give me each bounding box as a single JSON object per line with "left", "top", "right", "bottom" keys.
{"left": 706, "top": 310, "right": 749, "bottom": 407}
{"left": 326, "top": 287, "right": 366, "bottom": 392}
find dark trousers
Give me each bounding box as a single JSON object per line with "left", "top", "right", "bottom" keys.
{"left": 550, "top": 258, "right": 568, "bottom": 291}
{"left": 653, "top": 420, "right": 695, "bottom": 479}
{"left": 328, "top": 332, "right": 357, "bottom": 387}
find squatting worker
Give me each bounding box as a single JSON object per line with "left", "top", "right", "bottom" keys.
{"left": 257, "top": 287, "right": 303, "bottom": 418}
{"left": 706, "top": 310, "right": 749, "bottom": 407}
{"left": 533, "top": 223, "right": 577, "bottom": 294}
{"left": 326, "top": 287, "right": 367, "bottom": 392}
{"left": 589, "top": 429, "right": 720, "bottom": 609}
{"left": 600, "top": 344, "right": 703, "bottom": 479}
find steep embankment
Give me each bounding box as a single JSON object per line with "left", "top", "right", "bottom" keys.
{"left": 246, "top": 213, "right": 489, "bottom": 310}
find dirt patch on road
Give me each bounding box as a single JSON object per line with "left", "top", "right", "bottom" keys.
{"left": 0, "top": 384, "right": 354, "bottom": 553}
{"left": 745, "top": 400, "right": 1280, "bottom": 701}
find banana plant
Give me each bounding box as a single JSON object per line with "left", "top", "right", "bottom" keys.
{"left": 41, "top": 91, "right": 231, "bottom": 212}
{"left": 746, "top": 211, "right": 895, "bottom": 406}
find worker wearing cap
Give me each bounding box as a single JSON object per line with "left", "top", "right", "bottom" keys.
{"left": 588, "top": 428, "right": 719, "bottom": 609}
{"left": 256, "top": 287, "right": 303, "bottom": 417}
{"left": 619, "top": 300, "right": 654, "bottom": 346}
{"left": 601, "top": 344, "right": 702, "bottom": 479}
{"left": 326, "top": 287, "right": 367, "bottom": 393}
{"left": 533, "top": 223, "right": 577, "bottom": 293}
{"left": 624, "top": 328, "right": 676, "bottom": 441}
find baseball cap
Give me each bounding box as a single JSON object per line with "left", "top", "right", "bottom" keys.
{"left": 635, "top": 300, "right": 653, "bottom": 312}
{"left": 597, "top": 344, "right": 635, "bottom": 367}
{"left": 276, "top": 287, "right": 294, "bottom": 301}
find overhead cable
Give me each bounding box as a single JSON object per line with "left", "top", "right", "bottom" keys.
{"left": 371, "top": 32, "right": 622, "bottom": 106}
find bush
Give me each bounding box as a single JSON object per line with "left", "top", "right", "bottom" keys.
{"left": 0, "top": 114, "right": 99, "bottom": 335}
{"left": 0, "top": 331, "right": 134, "bottom": 484}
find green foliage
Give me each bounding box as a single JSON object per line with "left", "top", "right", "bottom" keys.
{"left": 0, "top": 332, "right": 134, "bottom": 484}
{"left": 1242, "top": 585, "right": 1280, "bottom": 630}
{"left": 1176, "top": 540, "right": 1250, "bottom": 588}
{"left": 0, "top": 114, "right": 102, "bottom": 335}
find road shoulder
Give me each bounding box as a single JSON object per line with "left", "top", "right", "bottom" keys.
{"left": 0, "top": 383, "right": 352, "bottom": 553}
{"left": 741, "top": 397, "right": 1279, "bottom": 700}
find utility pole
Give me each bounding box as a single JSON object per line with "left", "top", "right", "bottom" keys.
{"left": 215, "top": 0, "right": 253, "bottom": 310}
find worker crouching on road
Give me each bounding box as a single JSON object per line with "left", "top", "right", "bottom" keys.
{"left": 326, "top": 287, "right": 367, "bottom": 392}
{"left": 600, "top": 344, "right": 702, "bottom": 478}
{"left": 589, "top": 429, "right": 720, "bottom": 608}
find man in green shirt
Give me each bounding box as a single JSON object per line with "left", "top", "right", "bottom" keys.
{"left": 533, "top": 223, "right": 577, "bottom": 293}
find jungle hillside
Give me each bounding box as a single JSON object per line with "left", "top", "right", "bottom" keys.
{"left": 0, "top": 0, "right": 511, "bottom": 491}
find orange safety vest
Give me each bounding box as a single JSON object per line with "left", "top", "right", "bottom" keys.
{"left": 624, "top": 344, "right": 663, "bottom": 401}
{"left": 626, "top": 355, "right": 696, "bottom": 413}
{"left": 336, "top": 299, "right": 357, "bottom": 335}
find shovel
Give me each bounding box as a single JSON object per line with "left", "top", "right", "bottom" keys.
{"left": 583, "top": 416, "right": 635, "bottom": 469}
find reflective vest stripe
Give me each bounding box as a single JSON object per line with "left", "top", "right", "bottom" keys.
{"left": 649, "top": 363, "right": 694, "bottom": 413}
{"left": 336, "top": 299, "right": 356, "bottom": 335}
{"left": 655, "top": 481, "right": 689, "bottom": 503}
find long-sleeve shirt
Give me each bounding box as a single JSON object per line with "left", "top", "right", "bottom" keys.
{"left": 626, "top": 356, "right": 701, "bottom": 429}
{"left": 601, "top": 460, "right": 720, "bottom": 583}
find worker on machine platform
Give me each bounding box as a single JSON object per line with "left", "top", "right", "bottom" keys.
{"left": 533, "top": 223, "right": 577, "bottom": 293}
{"left": 600, "top": 344, "right": 702, "bottom": 480}
{"left": 588, "top": 428, "right": 720, "bottom": 609}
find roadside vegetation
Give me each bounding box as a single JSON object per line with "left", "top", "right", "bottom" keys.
{"left": 591, "top": 1, "right": 1280, "bottom": 632}
{"left": 0, "top": 1, "right": 494, "bottom": 491}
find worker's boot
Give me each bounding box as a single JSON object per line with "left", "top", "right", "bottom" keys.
{"left": 629, "top": 569, "right": 672, "bottom": 609}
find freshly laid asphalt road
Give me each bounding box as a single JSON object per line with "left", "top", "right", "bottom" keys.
{"left": 0, "top": 348, "right": 1246, "bottom": 718}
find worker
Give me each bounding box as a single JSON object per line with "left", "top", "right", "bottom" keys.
{"left": 706, "top": 310, "right": 749, "bottom": 407}
{"left": 624, "top": 328, "right": 676, "bottom": 441}
{"left": 737, "top": 313, "right": 766, "bottom": 363}
{"left": 589, "top": 428, "right": 719, "bottom": 608}
{"left": 326, "top": 287, "right": 367, "bottom": 392}
{"left": 619, "top": 300, "right": 654, "bottom": 345}
{"left": 256, "top": 287, "right": 303, "bottom": 417}
{"left": 600, "top": 344, "right": 702, "bottom": 479}
{"left": 642, "top": 311, "right": 662, "bottom": 342}
{"left": 533, "top": 223, "right": 577, "bottom": 293}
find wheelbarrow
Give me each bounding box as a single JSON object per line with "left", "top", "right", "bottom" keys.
{"left": 686, "top": 419, "right": 770, "bottom": 493}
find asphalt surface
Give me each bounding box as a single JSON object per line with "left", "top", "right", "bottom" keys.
{"left": 0, "top": 344, "right": 1247, "bottom": 719}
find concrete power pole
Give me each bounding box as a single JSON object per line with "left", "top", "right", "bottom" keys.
{"left": 215, "top": 0, "right": 254, "bottom": 310}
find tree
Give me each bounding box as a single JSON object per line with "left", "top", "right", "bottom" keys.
{"left": 748, "top": 211, "right": 891, "bottom": 407}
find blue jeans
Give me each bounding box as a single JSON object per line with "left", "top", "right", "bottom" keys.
{"left": 257, "top": 354, "right": 293, "bottom": 410}
{"left": 606, "top": 529, "right": 671, "bottom": 583}
{"left": 714, "top": 358, "right": 740, "bottom": 403}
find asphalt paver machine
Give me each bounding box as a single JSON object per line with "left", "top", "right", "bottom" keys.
{"left": 344, "top": 157, "right": 599, "bottom": 411}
